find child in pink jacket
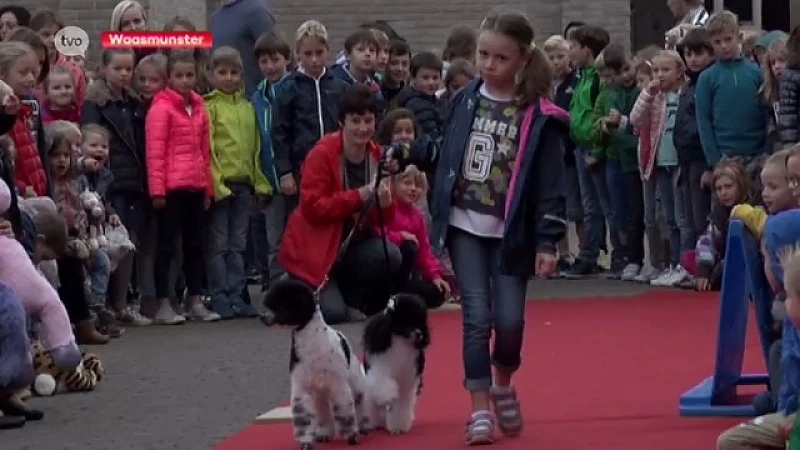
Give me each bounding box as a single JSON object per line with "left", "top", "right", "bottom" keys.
{"left": 145, "top": 53, "right": 218, "bottom": 322}
{"left": 378, "top": 165, "right": 448, "bottom": 310}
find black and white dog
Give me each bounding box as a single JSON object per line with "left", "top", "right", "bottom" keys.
{"left": 263, "top": 279, "right": 366, "bottom": 449}
{"left": 361, "top": 294, "right": 430, "bottom": 434}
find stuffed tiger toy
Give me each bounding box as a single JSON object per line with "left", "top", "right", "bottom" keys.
{"left": 31, "top": 341, "right": 105, "bottom": 394}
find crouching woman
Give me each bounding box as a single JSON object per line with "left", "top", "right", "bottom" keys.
{"left": 277, "top": 85, "right": 402, "bottom": 324}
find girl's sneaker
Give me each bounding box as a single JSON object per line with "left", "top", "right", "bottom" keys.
{"left": 651, "top": 266, "right": 676, "bottom": 286}
{"left": 154, "top": 303, "right": 186, "bottom": 325}
{"left": 634, "top": 266, "right": 661, "bottom": 283}
{"left": 661, "top": 264, "right": 690, "bottom": 286}
{"left": 490, "top": 386, "right": 523, "bottom": 437}
{"left": 464, "top": 410, "right": 495, "bottom": 445}
{"left": 620, "top": 263, "right": 641, "bottom": 281}
{"left": 117, "top": 306, "right": 153, "bottom": 326}
{"left": 186, "top": 301, "right": 222, "bottom": 322}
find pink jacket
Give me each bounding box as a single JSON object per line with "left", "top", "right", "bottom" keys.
{"left": 146, "top": 88, "right": 214, "bottom": 199}
{"left": 629, "top": 88, "right": 668, "bottom": 180}
{"left": 378, "top": 201, "right": 442, "bottom": 281}
{"left": 0, "top": 179, "right": 74, "bottom": 351}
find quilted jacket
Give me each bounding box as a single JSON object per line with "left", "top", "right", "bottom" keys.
{"left": 778, "top": 67, "right": 800, "bottom": 146}
{"left": 145, "top": 88, "right": 213, "bottom": 199}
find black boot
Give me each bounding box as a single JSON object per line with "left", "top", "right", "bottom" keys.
{"left": 0, "top": 415, "right": 25, "bottom": 429}
{"left": 0, "top": 394, "right": 44, "bottom": 421}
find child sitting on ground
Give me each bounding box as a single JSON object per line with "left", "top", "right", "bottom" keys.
{"left": 45, "top": 121, "right": 120, "bottom": 337}
{"left": 692, "top": 163, "right": 753, "bottom": 291}
{"left": 377, "top": 164, "right": 449, "bottom": 311}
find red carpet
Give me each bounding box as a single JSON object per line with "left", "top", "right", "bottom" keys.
{"left": 217, "top": 291, "right": 766, "bottom": 449}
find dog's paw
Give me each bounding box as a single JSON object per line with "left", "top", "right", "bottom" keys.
{"left": 346, "top": 433, "right": 360, "bottom": 445}
{"left": 386, "top": 424, "right": 411, "bottom": 435}
{"left": 313, "top": 425, "right": 334, "bottom": 442}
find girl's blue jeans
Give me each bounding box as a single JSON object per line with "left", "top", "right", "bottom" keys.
{"left": 448, "top": 227, "right": 528, "bottom": 391}
{"left": 643, "top": 166, "right": 692, "bottom": 267}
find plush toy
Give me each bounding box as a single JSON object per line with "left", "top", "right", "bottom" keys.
{"left": 30, "top": 341, "right": 104, "bottom": 396}
{"left": 79, "top": 189, "right": 107, "bottom": 250}
{"left": 104, "top": 225, "right": 135, "bottom": 272}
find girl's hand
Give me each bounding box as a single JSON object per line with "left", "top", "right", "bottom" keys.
{"left": 83, "top": 157, "right": 100, "bottom": 172}
{"left": 646, "top": 80, "right": 661, "bottom": 95}
{"left": 3, "top": 93, "right": 20, "bottom": 116}
{"left": 24, "top": 186, "right": 36, "bottom": 198}
{"left": 0, "top": 219, "right": 13, "bottom": 238}
{"left": 204, "top": 197, "right": 211, "bottom": 211}
{"left": 400, "top": 231, "right": 418, "bottom": 245}
{"left": 534, "top": 252, "right": 558, "bottom": 277}
{"left": 279, "top": 174, "right": 296, "bottom": 196}
{"left": 700, "top": 170, "right": 713, "bottom": 189}
{"left": 696, "top": 277, "right": 710, "bottom": 291}
{"left": 108, "top": 214, "right": 121, "bottom": 227}
{"left": 433, "top": 277, "right": 451, "bottom": 296}
{"left": 152, "top": 197, "right": 166, "bottom": 209}
{"left": 377, "top": 179, "right": 391, "bottom": 208}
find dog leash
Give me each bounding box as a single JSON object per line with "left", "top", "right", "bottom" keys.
{"left": 313, "top": 162, "right": 396, "bottom": 304}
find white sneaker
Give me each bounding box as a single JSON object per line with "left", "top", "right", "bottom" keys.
{"left": 117, "top": 306, "right": 153, "bottom": 326}
{"left": 620, "top": 263, "right": 641, "bottom": 281}
{"left": 663, "top": 264, "right": 690, "bottom": 286}
{"left": 634, "top": 266, "right": 661, "bottom": 283}
{"left": 651, "top": 266, "right": 675, "bottom": 286}
{"left": 154, "top": 303, "right": 186, "bottom": 325}
{"left": 187, "top": 302, "right": 222, "bottom": 322}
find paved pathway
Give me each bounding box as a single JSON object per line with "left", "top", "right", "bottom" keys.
{"left": 3, "top": 279, "right": 657, "bottom": 450}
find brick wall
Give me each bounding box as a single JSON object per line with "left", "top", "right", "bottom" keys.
{"left": 268, "top": 0, "right": 632, "bottom": 53}
{"left": 0, "top": 0, "right": 631, "bottom": 62}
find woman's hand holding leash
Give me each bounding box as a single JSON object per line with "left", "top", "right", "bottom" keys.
{"left": 377, "top": 178, "right": 391, "bottom": 208}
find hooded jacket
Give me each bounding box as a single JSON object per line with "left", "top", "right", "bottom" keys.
{"left": 205, "top": 88, "right": 272, "bottom": 201}
{"left": 145, "top": 88, "right": 213, "bottom": 199}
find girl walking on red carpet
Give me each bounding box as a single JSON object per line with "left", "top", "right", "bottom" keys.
{"left": 420, "top": 10, "right": 568, "bottom": 445}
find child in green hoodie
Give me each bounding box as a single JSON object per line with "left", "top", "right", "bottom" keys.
{"left": 565, "top": 25, "right": 612, "bottom": 278}
{"left": 599, "top": 43, "right": 643, "bottom": 280}
{"left": 205, "top": 46, "right": 273, "bottom": 319}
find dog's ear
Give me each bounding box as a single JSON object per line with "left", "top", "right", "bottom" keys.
{"left": 263, "top": 279, "right": 314, "bottom": 311}
{"left": 363, "top": 311, "right": 393, "bottom": 355}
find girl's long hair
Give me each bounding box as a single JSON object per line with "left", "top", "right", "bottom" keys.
{"left": 479, "top": 10, "right": 551, "bottom": 107}
{"left": 713, "top": 162, "right": 752, "bottom": 204}
{"left": 761, "top": 37, "right": 787, "bottom": 104}
{"left": 376, "top": 108, "right": 418, "bottom": 145}
{"left": 0, "top": 41, "right": 34, "bottom": 85}
{"left": 162, "top": 16, "right": 209, "bottom": 93}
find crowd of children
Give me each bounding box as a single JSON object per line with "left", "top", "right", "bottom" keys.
{"left": 3, "top": 0, "right": 800, "bottom": 443}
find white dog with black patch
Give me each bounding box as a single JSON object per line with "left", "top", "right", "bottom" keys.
{"left": 361, "top": 294, "right": 430, "bottom": 434}
{"left": 263, "top": 279, "right": 367, "bottom": 450}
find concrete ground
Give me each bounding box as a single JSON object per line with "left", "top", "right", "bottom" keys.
{"left": 3, "top": 279, "right": 657, "bottom": 450}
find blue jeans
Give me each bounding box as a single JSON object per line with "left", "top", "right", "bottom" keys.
{"left": 88, "top": 249, "right": 111, "bottom": 305}
{"left": 447, "top": 227, "right": 528, "bottom": 391}
{"left": 206, "top": 183, "right": 252, "bottom": 307}
{"left": 643, "top": 166, "right": 692, "bottom": 267}
{"left": 253, "top": 194, "right": 288, "bottom": 287}
{"left": 575, "top": 150, "right": 617, "bottom": 262}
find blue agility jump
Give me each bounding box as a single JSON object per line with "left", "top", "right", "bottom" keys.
{"left": 679, "top": 220, "right": 775, "bottom": 417}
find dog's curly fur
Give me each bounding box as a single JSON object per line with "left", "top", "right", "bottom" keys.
{"left": 361, "top": 294, "right": 430, "bottom": 434}
{"left": 263, "top": 279, "right": 366, "bottom": 449}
